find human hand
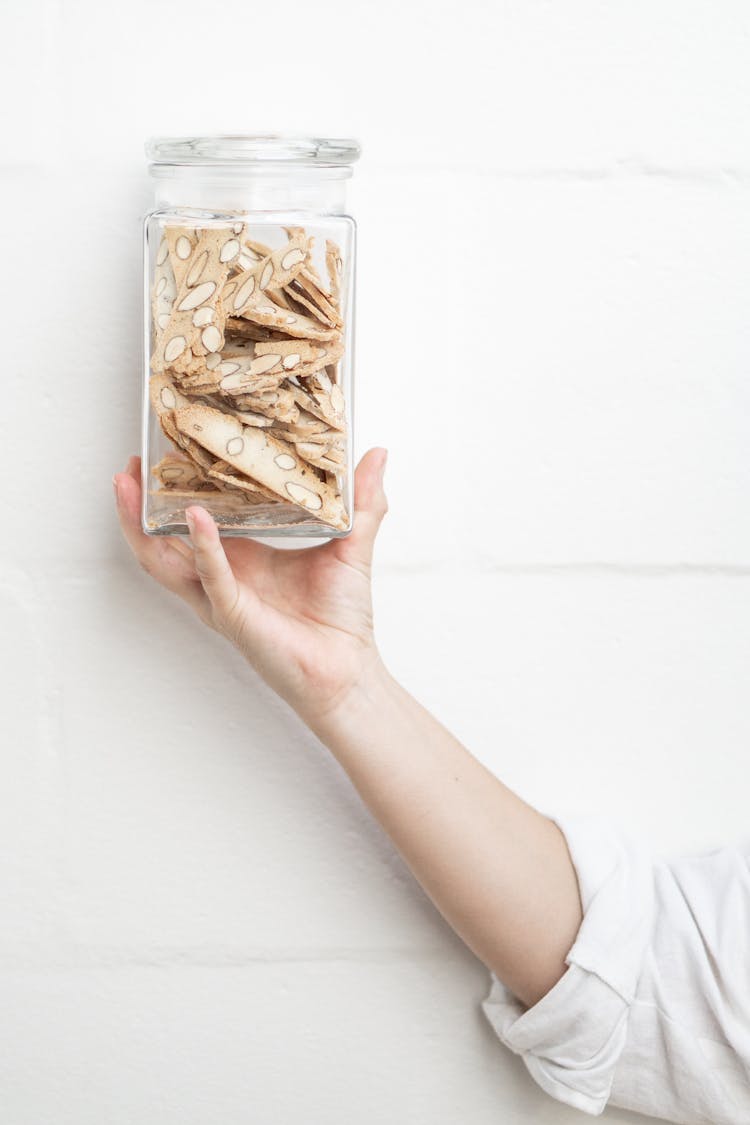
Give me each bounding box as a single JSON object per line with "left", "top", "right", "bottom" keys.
{"left": 113, "top": 448, "right": 388, "bottom": 727}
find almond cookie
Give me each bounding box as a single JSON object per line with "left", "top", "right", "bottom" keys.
{"left": 224, "top": 317, "right": 293, "bottom": 343}
{"left": 152, "top": 454, "right": 206, "bottom": 491}
{"left": 149, "top": 372, "right": 191, "bottom": 417}
{"left": 325, "top": 240, "right": 343, "bottom": 305}
{"left": 231, "top": 386, "right": 300, "bottom": 423}
{"left": 207, "top": 465, "right": 279, "bottom": 503}
{"left": 217, "top": 338, "right": 344, "bottom": 388}
{"left": 291, "top": 369, "right": 345, "bottom": 431}
{"left": 293, "top": 439, "right": 346, "bottom": 473}
{"left": 159, "top": 411, "right": 215, "bottom": 474}
{"left": 151, "top": 243, "right": 178, "bottom": 340}
{"left": 151, "top": 228, "right": 242, "bottom": 372}
{"left": 223, "top": 260, "right": 339, "bottom": 341}
{"left": 229, "top": 409, "right": 276, "bottom": 428}
{"left": 273, "top": 423, "right": 329, "bottom": 444}
{"left": 228, "top": 299, "right": 339, "bottom": 341}
{"left": 287, "top": 272, "right": 342, "bottom": 329}
{"left": 216, "top": 350, "right": 289, "bottom": 392}
{"left": 148, "top": 487, "right": 249, "bottom": 504}
{"left": 224, "top": 230, "right": 310, "bottom": 312}
{"left": 173, "top": 404, "right": 348, "bottom": 530}
{"left": 165, "top": 226, "right": 199, "bottom": 287}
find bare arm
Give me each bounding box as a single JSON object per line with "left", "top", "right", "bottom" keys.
{"left": 114, "top": 449, "right": 581, "bottom": 1008}
{"left": 311, "top": 668, "right": 581, "bottom": 1006}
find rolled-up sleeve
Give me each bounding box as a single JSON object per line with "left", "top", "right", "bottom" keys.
{"left": 482, "top": 815, "right": 655, "bottom": 1116}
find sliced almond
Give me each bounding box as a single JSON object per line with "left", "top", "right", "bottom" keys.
{"left": 152, "top": 455, "right": 204, "bottom": 490}
{"left": 259, "top": 261, "right": 274, "bottom": 290}
{"left": 284, "top": 481, "right": 323, "bottom": 510}
{"left": 164, "top": 335, "right": 187, "bottom": 363}
{"left": 177, "top": 281, "right": 217, "bottom": 312}
{"left": 201, "top": 324, "right": 222, "bottom": 352}
{"left": 164, "top": 227, "right": 198, "bottom": 288}
{"left": 151, "top": 248, "right": 178, "bottom": 345}
{"left": 186, "top": 249, "right": 209, "bottom": 287}
{"left": 250, "top": 354, "right": 282, "bottom": 375}
{"left": 192, "top": 307, "right": 214, "bottom": 327}
{"left": 219, "top": 238, "right": 240, "bottom": 263}
{"left": 281, "top": 248, "right": 306, "bottom": 271}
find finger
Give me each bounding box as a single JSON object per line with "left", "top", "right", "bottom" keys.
{"left": 123, "top": 455, "right": 196, "bottom": 561}
{"left": 185, "top": 505, "right": 245, "bottom": 623}
{"left": 114, "top": 470, "right": 200, "bottom": 587}
{"left": 125, "top": 454, "right": 141, "bottom": 483}
{"left": 113, "top": 467, "right": 209, "bottom": 620}
{"left": 332, "top": 447, "right": 388, "bottom": 573}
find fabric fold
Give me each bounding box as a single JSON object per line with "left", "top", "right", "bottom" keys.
{"left": 482, "top": 815, "right": 655, "bottom": 1116}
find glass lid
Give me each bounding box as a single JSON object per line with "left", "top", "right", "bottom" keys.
{"left": 146, "top": 135, "right": 361, "bottom": 167}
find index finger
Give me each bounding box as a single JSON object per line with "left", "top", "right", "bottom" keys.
{"left": 113, "top": 458, "right": 210, "bottom": 621}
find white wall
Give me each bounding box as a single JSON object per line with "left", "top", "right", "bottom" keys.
{"left": 3, "top": 2, "right": 749, "bottom": 1121}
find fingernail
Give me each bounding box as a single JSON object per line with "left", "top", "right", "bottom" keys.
{"left": 112, "top": 476, "right": 121, "bottom": 504}
{"left": 185, "top": 508, "right": 196, "bottom": 534}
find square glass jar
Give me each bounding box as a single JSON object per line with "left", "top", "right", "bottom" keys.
{"left": 142, "top": 136, "right": 359, "bottom": 538}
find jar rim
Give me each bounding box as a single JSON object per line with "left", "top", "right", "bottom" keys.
{"left": 145, "top": 135, "right": 361, "bottom": 167}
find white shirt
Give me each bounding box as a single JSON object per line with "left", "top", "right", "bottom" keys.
{"left": 482, "top": 816, "right": 750, "bottom": 1124}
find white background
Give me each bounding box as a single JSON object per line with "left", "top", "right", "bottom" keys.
{"left": 3, "top": 2, "right": 750, "bottom": 1122}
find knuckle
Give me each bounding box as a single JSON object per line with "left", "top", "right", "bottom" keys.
{"left": 193, "top": 547, "right": 224, "bottom": 586}
{"left": 194, "top": 558, "right": 215, "bottom": 584}
{"left": 215, "top": 592, "right": 243, "bottom": 640}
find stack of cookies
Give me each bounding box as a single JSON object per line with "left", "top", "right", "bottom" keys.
{"left": 148, "top": 222, "right": 349, "bottom": 531}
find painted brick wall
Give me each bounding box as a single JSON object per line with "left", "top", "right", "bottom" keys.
{"left": 3, "top": 2, "right": 749, "bottom": 1121}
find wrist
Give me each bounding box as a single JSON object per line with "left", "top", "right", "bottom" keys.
{"left": 306, "top": 647, "right": 395, "bottom": 747}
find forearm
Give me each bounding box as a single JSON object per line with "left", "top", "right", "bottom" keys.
{"left": 116, "top": 445, "right": 581, "bottom": 1006}
{"left": 310, "top": 659, "right": 582, "bottom": 1008}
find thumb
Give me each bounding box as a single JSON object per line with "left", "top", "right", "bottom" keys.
{"left": 185, "top": 505, "right": 242, "bottom": 623}
{"left": 335, "top": 447, "right": 388, "bottom": 571}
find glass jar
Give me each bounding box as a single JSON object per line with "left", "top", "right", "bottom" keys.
{"left": 142, "top": 135, "right": 360, "bottom": 538}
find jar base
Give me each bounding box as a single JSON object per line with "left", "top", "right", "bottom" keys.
{"left": 143, "top": 497, "right": 351, "bottom": 539}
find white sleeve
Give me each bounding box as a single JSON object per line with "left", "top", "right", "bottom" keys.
{"left": 482, "top": 815, "right": 655, "bottom": 1116}
{"left": 482, "top": 818, "right": 750, "bottom": 1123}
